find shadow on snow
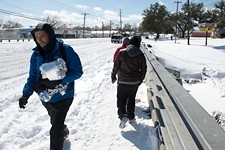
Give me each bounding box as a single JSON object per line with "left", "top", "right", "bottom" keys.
{"left": 121, "top": 106, "right": 158, "bottom": 150}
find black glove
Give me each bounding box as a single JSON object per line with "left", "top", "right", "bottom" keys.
{"left": 19, "top": 95, "right": 29, "bottom": 109}
{"left": 40, "top": 79, "right": 62, "bottom": 89}
{"left": 33, "top": 81, "right": 46, "bottom": 93}
{"left": 111, "top": 76, "right": 117, "bottom": 84}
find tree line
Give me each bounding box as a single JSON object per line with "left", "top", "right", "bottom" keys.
{"left": 141, "top": 0, "right": 225, "bottom": 38}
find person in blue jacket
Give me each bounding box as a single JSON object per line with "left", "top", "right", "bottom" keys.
{"left": 19, "top": 23, "right": 83, "bottom": 150}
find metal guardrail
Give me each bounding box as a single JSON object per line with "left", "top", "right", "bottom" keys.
{"left": 141, "top": 43, "right": 225, "bottom": 150}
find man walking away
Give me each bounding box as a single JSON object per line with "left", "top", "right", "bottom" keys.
{"left": 111, "top": 36, "right": 147, "bottom": 128}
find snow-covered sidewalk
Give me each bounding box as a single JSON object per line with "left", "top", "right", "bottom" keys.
{"left": 0, "top": 38, "right": 156, "bottom": 150}
{"left": 2, "top": 36, "right": 224, "bottom": 150}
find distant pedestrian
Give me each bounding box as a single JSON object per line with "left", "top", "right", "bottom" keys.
{"left": 111, "top": 36, "right": 147, "bottom": 128}
{"left": 154, "top": 33, "right": 159, "bottom": 42}
{"left": 18, "top": 23, "right": 83, "bottom": 150}
{"left": 113, "top": 37, "right": 129, "bottom": 62}
{"left": 153, "top": 34, "right": 157, "bottom": 42}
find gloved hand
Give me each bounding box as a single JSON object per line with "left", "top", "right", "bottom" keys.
{"left": 111, "top": 76, "right": 117, "bottom": 84}
{"left": 19, "top": 95, "right": 29, "bottom": 109}
{"left": 40, "top": 79, "right": 62, "bottom": 89}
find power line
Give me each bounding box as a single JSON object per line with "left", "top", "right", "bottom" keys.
{"left": 186, "top": 0, "right": 217, "bottom": 8}
{"left": 46, "top": 0, "right": 99, "bottom": 18}
{"left": 46, "top": 0, "right": 83, "bottom": 13}
{"left": 0, "top": 9, "right": 44, "bottom": 21}
{"left": 45, "top": 0, "right": 99, "bottom": 22}
{"left": 196, "top": 0, "right": 218, "bottom": 7}
{"left": 0, "top": 0, "right": 41, "bottom": 16}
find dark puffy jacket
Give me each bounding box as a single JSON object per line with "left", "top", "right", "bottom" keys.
{"left": 112, "top": 45, "right": 147, "bottom": 85}
{"left": 22, "top": 39, "right": 83, "bottom": 103}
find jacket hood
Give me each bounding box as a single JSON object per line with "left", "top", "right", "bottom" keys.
{"left": 129, "top": 36, "right": 141, "bottom": 49}
{"left": 126, "top": 45, "right": 142, "bottom": 57}
{"left": 31, "top": 23, "right": 56, "bottom": 57}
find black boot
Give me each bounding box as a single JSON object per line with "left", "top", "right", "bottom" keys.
{"left": 64, "top": 125, "right": 69, "bottom": 140}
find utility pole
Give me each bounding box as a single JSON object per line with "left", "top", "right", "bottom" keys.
{"left": 102, "top": 22, "right": 104, "bottom": 38}
{"left": 174, "top": 1, "right": 182, "bottom": 43}
{"left": 82, "top": 13, "right": 89, "bottom": 38}
{"left": 109, "top": 20, "right": 112, "bottom": 37}
{"left": 187, "top": 0, "right": 190, "bottom": 45}
{"left": 119, "top": 9, "right": 122, "bottom": 32}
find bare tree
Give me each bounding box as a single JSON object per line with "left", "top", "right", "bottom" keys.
{"left": 123, "top": 23, "right": 132, "bottom": 32}
{"left": 3, "top": 20, "right": 22, "bottom": 29}
{"left": 44, "top": 16, "right": 63, "bottom": 29}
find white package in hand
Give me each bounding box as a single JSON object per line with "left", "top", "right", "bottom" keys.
{"left": 39, "top": 84, "right": 68, "bottom": 102}
{"left": 40, "top": 58, "right": 67, "bottom": 81}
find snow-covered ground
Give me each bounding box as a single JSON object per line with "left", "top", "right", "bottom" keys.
{"left": 0, "top": 38, "right": 155, "bottom": 150}
{"left": 0, "top": 36, "right": 225, "bottom": 150}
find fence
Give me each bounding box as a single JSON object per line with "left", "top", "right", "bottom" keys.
{"left": 0, "top": 29, "right": 32, "bottom": 42}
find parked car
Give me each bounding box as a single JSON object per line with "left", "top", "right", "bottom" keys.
{"left": 111, "top": 34, "right": 123, "bottom": 43}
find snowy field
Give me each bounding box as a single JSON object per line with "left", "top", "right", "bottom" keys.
{"left": 145, "top": 36, "right": 225, "bottom": 114}
{"left": 0, "top": 36, "right": 225, "bottom": 150}
{"left": 145, "top": 35, "right": 225, "bottom": 130}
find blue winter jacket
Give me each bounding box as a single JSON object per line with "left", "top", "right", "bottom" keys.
{"left": 22, "top": 39, "right": 83, "bottom": 103}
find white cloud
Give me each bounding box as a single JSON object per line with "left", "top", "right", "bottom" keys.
{"left": 42, "top": 10, "right": 84, "bottom": 26}
{"left": 59, "top": 10, "right": 82, "bottom": 19}
{"left": 93, "top": 7, "right": 103, "bottom": 12}
{"left": 158, "top": 0, "right": 166, "bottom": 6}
{"left": 75, "top": 4, "right": 90, "bottom": 10}
{"left": 101, "top": 9, "right": 142, "bottom": 27}
{"left": 123, "top": 14, "right": 142, "bottom": 25}
{"left": 124, "top": 14, "right": 142, "bottom": 22}
{"left": 4, "top": 6, "right": 141, "bottom": 28}
{"left": 43, "top": 10, "right": 59, "bottom": 17}
{"left": 103, "top": 10, "right": 119, "bottom": 21}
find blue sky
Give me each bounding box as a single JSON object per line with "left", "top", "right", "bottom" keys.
{"left": 0, "top": 0, "right": 220, "bottom": 28}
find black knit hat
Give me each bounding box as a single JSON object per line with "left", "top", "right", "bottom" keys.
{"left": 123, "top": 37, "right": 129, "bottom": 44}
{"left": 129, "top": 36, "right": 141, "bottom": 48}
{"left": 31, "top": 23, "right": 54, "bottom": 34}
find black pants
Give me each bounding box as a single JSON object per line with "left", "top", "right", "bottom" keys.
{"left": 42, "top": 97, "right": 73, "bottom": 150}
{"left": 117, "top": 84, "right": 139, "bottom": 120}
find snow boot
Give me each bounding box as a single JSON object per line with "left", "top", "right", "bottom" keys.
{"left": 119, "top": 117, "right": 128, "bottom": 129}
{"left": 64, "top": 125, "right": 69, "bottom": 140}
